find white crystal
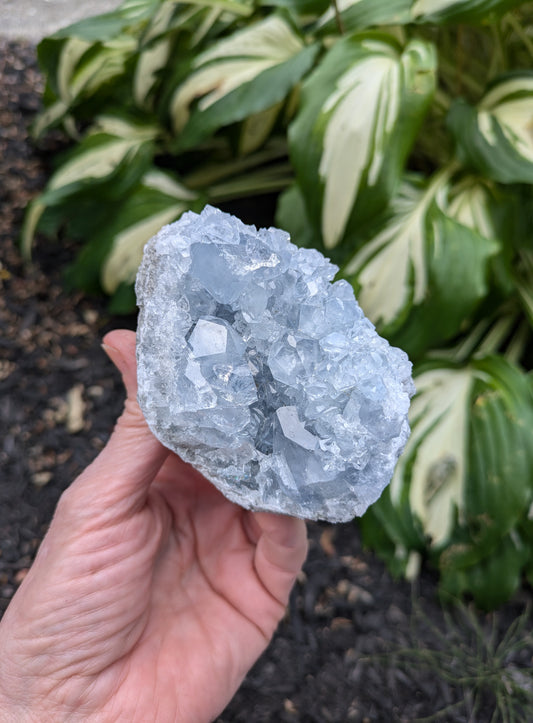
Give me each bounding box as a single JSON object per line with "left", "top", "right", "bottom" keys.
{"left": 136, "top": 205, "right": 415, "bottom": 522}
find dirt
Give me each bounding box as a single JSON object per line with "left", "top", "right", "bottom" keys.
{"left": 1, "top": 39, "right": 532, "bottom": 723}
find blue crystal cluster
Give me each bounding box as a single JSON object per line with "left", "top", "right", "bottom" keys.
{"left": 136, "top": 206, "right": 414, "bottom": 522}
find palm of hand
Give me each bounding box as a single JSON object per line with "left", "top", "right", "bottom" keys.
{"left": 0, "top": 331, "right": 307, "bottom": 722}
{"left": 88, "top": 456, "right": 291, "bottom": 722}
{"left": 7, "top": 456, "right": 294, "bottom": 723}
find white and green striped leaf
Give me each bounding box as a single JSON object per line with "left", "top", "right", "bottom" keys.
{"left": 46, "top": 136, "right": 153, "bottom": 196}
{"left": 448, "top": 74, "right": 533, "bottom": 183}
{"left": 343, "top": 174, "right": 499, "bottom": 357}
{"left": 70, "top": 36, "right": 137, "bottom": 99}
{"left": 101, "top": 170, "right": 198, "bottom": 292}
{"left": 289, "top": 34, "right": 436, "bottom": 249}
{"left": 140, "top": 0, "right": 180, "bottom": 45}
{"left": 50, "top": 0, "right": 157, "bottom": 42}
{"left": 62, "top": 169, "right": 199, "bottom": 295}
{"left": 170, "top": 14, "right": 319, "bottom": 149}
{"left": 103, "top": 201, "right": 193, "bottom": 293}
{"left": 447, "top": 176, "right": 498, "bottom": 240}
{"left": 32, "top": 99, "right": 72, "bottom": 140}
{"left": 34, "top": 35, "right": 137, "bottom": 136}
{"left": 411, "top": 0, "right": 524, "bottom": 24}
{"left": 21, "top": 129, "right": 155, "bottom": 257}
{"left": 389, "top": 356, "right": 533, "bottom": 551}
{"left": 90, "top": 113, "right": 160, "bottom": 141}
{"left": 102, "top": 206, "right": 184, "bottom": 293}
{"left": 392, "top": 364, "right": 473, "bottom": 547}
{"left": 132, "top": 0, "right": 245, "bottom": 110}
{"left": 134, "top": 36, "right": 172, "bottom": 109}
{"left": 316, "top": 0, "right": 411, "bottom": 35}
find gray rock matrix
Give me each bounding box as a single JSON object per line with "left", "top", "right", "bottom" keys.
{"left": 136, "top": 206, "right": 414, "bottom": 522}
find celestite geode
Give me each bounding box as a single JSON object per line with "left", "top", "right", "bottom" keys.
{"left": 136, "top": 206, "right": 414, "bottom": 522}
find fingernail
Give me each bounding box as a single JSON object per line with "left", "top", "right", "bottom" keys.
{"left": 101, "top": 342, "right": 125, "bottom": 370}
{"left": 102, "top": 341, "right": 118, "bottom": 357}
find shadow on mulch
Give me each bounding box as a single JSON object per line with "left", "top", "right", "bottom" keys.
{"left": 1, "top": 38, "right": 532, "bottom": 723}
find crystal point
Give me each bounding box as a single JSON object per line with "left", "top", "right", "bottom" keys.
{"left": 136, "top": 205, "right": 414, "bottom": 522}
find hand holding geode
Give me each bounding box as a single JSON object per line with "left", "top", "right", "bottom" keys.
{"left": 135, "top": 206, "right": 414, "bottom": 522}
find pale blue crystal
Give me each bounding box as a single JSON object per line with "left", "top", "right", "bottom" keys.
{"left": 136, "top": 205, "right": 415, "bottom": 522}
{"left": 189, "top": 318, "right": 228, "bottom": 357}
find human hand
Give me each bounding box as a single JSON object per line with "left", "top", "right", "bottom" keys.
{"left": 0, "top": 329, "right": 307, "bottom": 723}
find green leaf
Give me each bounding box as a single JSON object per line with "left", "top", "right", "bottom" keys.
{"left": 342, "top": 174, "right": 499, "bottom": 356}
{"left": 447, "top": 74, "right": 533, "bottom": 184}
{"left": 289, "top": 34, "right": 436, "bottom": 250}
{"left": 238, "top": 102, "right": 284, "bottom": 155}
{"left": 259, "top": 0, "right": 329, "bottom": 14}
{"left": 316, "top": 0, "right": 412, "bottom": 35}
{"left": 169, "top": 15, "right": 320, "bottom": 149}
{"left": 108, "top": 282, "right": 138, "bottom": 315}
{"left": 447, "top": 175, "right": 517, "bottom": 298}
{"left": 361, "top": 484, "right": 426, "bottom": 577}
{"left": 439, "top": 532, "right": 528, "bottom": 610}
{"left": 411, "top": 0, "right": 525, "bottom": 25}
{"left": 275, "top": 183, "right": 322, "bottom": 248}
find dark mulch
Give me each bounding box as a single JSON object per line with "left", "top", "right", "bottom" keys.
{"left": 1, "top": 39, "right": 532, "bottom": 723}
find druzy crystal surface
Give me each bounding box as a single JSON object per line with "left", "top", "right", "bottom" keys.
{"left": 136, "top": 206, "right": 414, "bottom": 522}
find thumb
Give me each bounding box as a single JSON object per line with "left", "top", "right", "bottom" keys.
{"left": 72, "top": 329, "right": 169, "bottom": 513}
{"left": 251, "top": 512, "right": 308, "bottom": 607}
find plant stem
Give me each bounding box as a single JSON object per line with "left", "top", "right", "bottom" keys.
{"left": 475, "top": 314, "right": 517, "bottom": 356}
{"left": 184, "top": 141, "right": 288, "bottom": 188}
{"left": 331, "top": 0, "right": 345, "bottom": 35}
{"left": 505, "top": 12, "right": 533, "bottom": 63}
{"left": 207, "top": 175, "right": 292, "bottom": 203}
{"left": 439, "top": 57, "right": 485, "bottom": 98}
{"left": 433, "top": 88, "right": 453, "bottom": 113}
{"left": 490, "top": 21, "right": 507, "bottom": 76}
{"left": 191, "top": 7, "right": 222, "bottom": 47}
{"left": 207, "top": 163, "right": 293, "bottom": 202}
{"left": 505, "top": 320, "right": 530, "bottom": 365}
{"left": 439, "top": 319, "right": 492, "bottom": 363}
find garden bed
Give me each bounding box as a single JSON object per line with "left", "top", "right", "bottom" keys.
{"left": 1, "top": 39, "right": 532, "bottom": 722}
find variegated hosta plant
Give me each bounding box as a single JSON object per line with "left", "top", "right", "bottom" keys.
{"left": 24, "top": 0, "right": 533, "bottom": 608}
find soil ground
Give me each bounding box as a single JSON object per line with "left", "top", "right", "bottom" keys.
{"left": 1, "top": 39, "right": 533, "bottom": 722}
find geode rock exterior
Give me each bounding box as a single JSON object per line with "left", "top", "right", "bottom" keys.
{"left": 136, "top": 206, "right": 414, "bottom": 522}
